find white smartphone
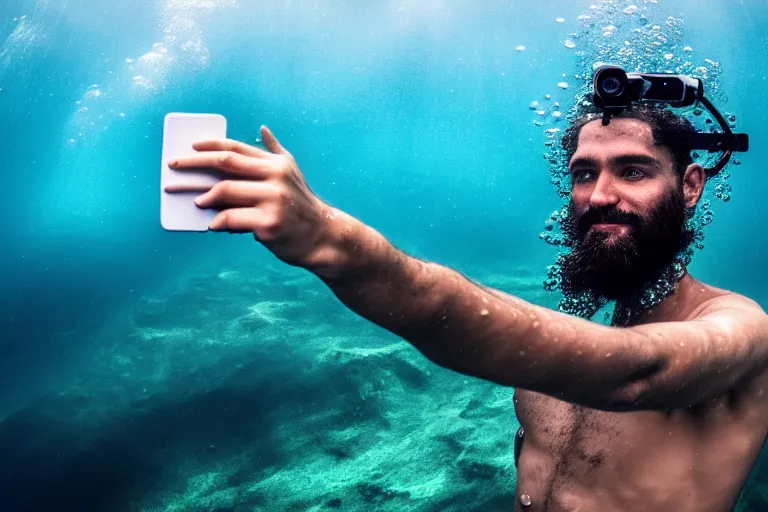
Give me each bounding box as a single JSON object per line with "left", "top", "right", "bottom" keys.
{"left": 160, "top": 113, "right": 227, "bottom": 232}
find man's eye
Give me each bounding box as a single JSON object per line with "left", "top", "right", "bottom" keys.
{"left": 572, "top": 170, "right": 594, "bottom": 183}
{"left": 624, "top": 167, "right": 645, "bottom": 179}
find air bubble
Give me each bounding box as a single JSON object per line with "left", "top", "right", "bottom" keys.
{"left": 565, "top": 40, "right": 577, "bottom": 49}
{"left": 556, "top": 17, "right": 566, "bottom": 23}
{"left": 558, "top": 82, "right": 569, "bottom": 89}
{"left": 516, "top": 45, "right": 526, "bottom": 52}
{"left": 623, "top": 5, "right": 638, "bottom": 15}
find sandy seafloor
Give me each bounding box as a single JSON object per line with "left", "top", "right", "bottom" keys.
{"left": 0, "top": 259, "right": 553, "bottom": 511}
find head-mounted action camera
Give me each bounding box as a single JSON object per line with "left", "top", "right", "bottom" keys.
{"left": 592, "top": 65, "right": 749, "bottom": 177}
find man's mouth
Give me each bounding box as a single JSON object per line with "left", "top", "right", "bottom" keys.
{"left": 591, "top": 223, "right": 629, "bottom": 233}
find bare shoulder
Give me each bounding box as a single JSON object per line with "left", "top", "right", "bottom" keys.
{"left": 691, "top": 283, "right": 766, "bottom": 319}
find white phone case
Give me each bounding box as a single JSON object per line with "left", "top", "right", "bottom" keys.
{"left": 160, "top": 113, "right": 227, "bottom": 231}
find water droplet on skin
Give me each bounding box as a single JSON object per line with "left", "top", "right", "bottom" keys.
{"left": 480, "top": 308, "right": 490, "bottom": 316}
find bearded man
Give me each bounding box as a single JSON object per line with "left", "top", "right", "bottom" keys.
{"left": 166, "top": 100, "right": 768, "bottom": 511}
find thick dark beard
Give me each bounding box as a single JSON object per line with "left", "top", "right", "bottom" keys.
{"left": 557, "top": 186, "right": 695, "bottom": 305}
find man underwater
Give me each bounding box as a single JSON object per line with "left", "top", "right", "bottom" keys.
{"left": 165, "top": 71, "right": 768, "bottom": 511}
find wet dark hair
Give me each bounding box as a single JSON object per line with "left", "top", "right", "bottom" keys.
{"left": 561, "top": 103, "right": 700, "bottom": 179}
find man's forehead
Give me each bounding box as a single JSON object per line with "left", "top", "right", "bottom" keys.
{"left": 569, "top": 116, "right": 676, "bottom": 169}
{"left": 577, "top": 117, "right": 654, "bottom": 146}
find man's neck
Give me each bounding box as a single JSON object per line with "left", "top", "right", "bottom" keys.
{"left": 622, "top": 271, "right": 707, "bottom": 326}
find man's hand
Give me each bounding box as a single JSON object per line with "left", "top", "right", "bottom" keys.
{"left": 164, "top": 125, "right": 341, "bottom": 271}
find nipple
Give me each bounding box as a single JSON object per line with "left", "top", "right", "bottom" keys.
{"left": 520, "top": 494, "right": 532, "bottom": 507}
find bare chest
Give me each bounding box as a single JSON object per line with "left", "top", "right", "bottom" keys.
{"left": 514, "top": 390, "right": 627, "bottom": 471}
{"left": 512, "top": 380, "right": 768, "bottom": 511}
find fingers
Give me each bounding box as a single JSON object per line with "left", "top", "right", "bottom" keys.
{"left": 209, "top": 207, "right": 266, "bottom": 234}
{"left": 194, "top": 180, "right": 278, "bottom": 209}
{"left": 261, "top": 125, "right": 288, "bottom": 155}
{"left": 168, "top": 151, "right": 270, "bottom": 180}
{"left": 192, "top": 138, "right": 270, "bottom": 159}
{"left": 164, "top": 182, "right": 216, "bottom": 193}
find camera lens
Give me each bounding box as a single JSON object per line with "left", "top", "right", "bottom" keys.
{"left": 601, "top": 76, "right": 623, "bottom": 96}
{"left": 592, "top": 65, "right": 630, "bottom": 109}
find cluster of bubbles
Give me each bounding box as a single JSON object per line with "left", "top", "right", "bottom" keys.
{"left": 522, "top": 0, "right": 742, "bottom": 324}
{"left": 65, "top": 0, "right": 237, "bottom": 148}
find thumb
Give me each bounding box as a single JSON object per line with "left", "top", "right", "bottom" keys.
{"left": 261, "top": 125, "right": 288, "bottom": 155}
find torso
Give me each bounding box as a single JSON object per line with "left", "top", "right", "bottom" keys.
{"left": 512, "top": 278, "right": 768, "bottom": 512}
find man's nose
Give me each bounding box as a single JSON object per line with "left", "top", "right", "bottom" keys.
{"left": 588, "top": 173, "right": 620, "bottom": 208}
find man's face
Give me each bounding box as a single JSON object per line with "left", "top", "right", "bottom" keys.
{"left": 558, "top": 117, "right": 695, "bottom": 300}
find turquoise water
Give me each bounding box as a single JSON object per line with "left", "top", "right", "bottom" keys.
{"left": 2, "top": 0, "right": 768, "bottom": 510}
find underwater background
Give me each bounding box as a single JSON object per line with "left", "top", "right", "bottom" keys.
{"left": 2, "top": 0, "right": 768, "bottom": 510}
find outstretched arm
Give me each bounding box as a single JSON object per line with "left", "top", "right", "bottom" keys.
{"left": 317, "top": 208, "right": 768, "bottom": 411}
{"left": 165, "top": 130, "right": 768, "bottom": 412}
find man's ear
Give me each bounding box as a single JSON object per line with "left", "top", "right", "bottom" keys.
{"left": 682, "top": 163, "right": 706, "bottom": 208}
